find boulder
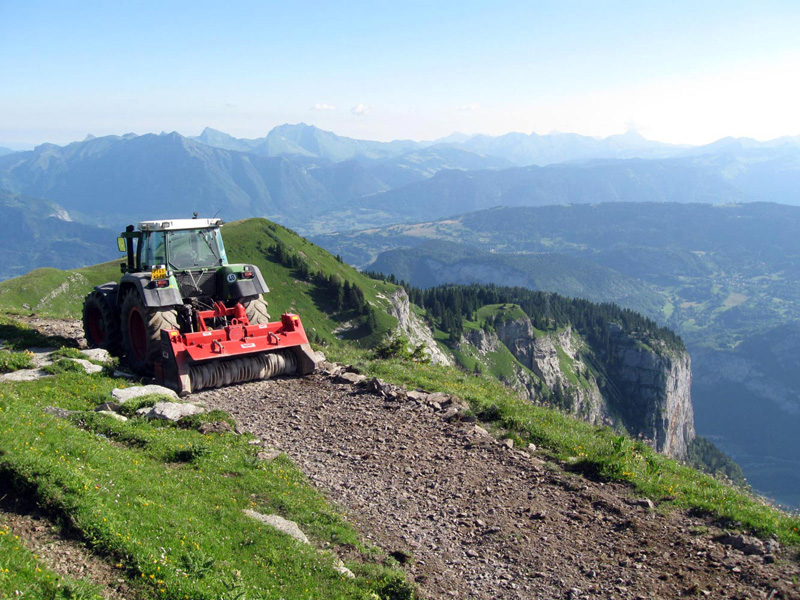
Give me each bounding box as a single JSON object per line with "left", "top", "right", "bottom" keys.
{"left": 242, "top": 510, "right": 309, "bottom": 544}
{"left": 69, "top": 358, "right": 103, "bottom": 374}
{"left": 136, "top": 401, "right": 204, "bottom": 421}
{"left": 336, "top": 372, "right": 366, "bottom": 385}
{"left": 112, "top": 385, "right": 179, "bottom": 403}
{"left": 80, "top": 348, "right": 112, "bottom": 362}
{"left": 0, "top": 368, "right": 48, "bottom": 382}
{"left": 97, "top": 410, "right": 128, "bottom": 422}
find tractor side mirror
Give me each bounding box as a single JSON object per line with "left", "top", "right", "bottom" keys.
{"left": 117, "top": 237, "right": 127, "bottom": 252}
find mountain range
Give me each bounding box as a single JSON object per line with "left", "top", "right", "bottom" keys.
{"left": 1, "top": 124, "right": 799, "bottom": 238}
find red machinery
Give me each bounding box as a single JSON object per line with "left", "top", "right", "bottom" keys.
{"left": 156, "top": 302, "right": 316, "bottom": 395}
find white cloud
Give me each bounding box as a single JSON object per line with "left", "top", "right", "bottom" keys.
{"left": 457, "top": 103, "right": 480, "bottom": 111}
{"left": 310, "top": 102, "right": 336, "bottom": 111}
{"left": 351, "top": 103, "right": 369, "bottom": 116}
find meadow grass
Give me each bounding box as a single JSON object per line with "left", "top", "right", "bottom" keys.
{"left": 0, "top": 320, "right": 411, "bottom": 600}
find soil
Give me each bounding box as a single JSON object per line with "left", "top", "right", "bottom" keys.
{"left": 0, "top": 494, "right": 140, "bottom": 600}
{"left": 5, "top": 316, "right": 800, "bottom": 599}
{"left": 197, "top": 373, "right": 800, "bottom": 600}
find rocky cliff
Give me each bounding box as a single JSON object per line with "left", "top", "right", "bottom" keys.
{"left": 607, "top": 324, "right": 695, "bottom": 459}
{"left": 386, "top": 288, "right": 453, "bottom": 366}
{"left": 464, "top": 316, "right": 695, "bottom": 459}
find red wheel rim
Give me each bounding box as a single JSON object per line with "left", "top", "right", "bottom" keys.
{"left": 86, "top": 306, "right": 105, "bottom": 345}
{"left": 128, "top": 307, "right": 148, "bottom": 360}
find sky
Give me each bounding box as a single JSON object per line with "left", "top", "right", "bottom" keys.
{"left": 1, "top": 0, "right": 799, "bottom": 148}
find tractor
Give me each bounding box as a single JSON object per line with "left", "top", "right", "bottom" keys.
{"left": 82, "top": 217, "right": 316, "bottom": 394}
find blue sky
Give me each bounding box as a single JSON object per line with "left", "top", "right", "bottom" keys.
{"left": 1, "top": 0, "right": 799, "bottom": 147}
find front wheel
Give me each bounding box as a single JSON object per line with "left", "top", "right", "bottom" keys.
{"left": 120, "top": 291, "right": 179, "bottom": 374}
{"left": 241, "top": 296, "right": 270, "bottom": 325}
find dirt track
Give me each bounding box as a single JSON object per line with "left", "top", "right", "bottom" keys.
{"left": 198, "top": 371, "right": 800, "bottom": 600}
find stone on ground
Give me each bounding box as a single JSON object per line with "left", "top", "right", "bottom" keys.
{"left": 136, "top": 401, "right": 204, "bottom": 421}
{"left": 242, "top": 510, "right": 309, "bottom": 544}
{"left": 111, "top": 385, "right": 178, "bottom": 403}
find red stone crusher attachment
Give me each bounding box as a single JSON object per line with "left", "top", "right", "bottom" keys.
{"left": 157, "top": 302, "right": 317, "bottom": 396}
{"left": 82, "top": 217, "right": 317, "bottom": 395}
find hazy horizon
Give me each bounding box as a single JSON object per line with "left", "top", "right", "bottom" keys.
{"left": 3, "top": 122, "right": 800, "bottom": 153}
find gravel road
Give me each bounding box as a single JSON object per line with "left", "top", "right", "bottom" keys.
{"left": 197, "top": 371, "right": 800, "bottom": 600}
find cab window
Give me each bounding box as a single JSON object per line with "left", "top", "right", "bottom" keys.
{"left": 144, "top": 231, "right": 167, "bottom": 269}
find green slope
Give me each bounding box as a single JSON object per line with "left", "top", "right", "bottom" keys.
{"left": 0, "top": 218, "right": 399, "bottom": 346}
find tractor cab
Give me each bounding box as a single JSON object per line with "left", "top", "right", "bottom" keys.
{"left": 119, "top": 218, "right": 228, "bottom": 274}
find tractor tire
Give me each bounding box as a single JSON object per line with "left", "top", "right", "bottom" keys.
{"left": 82, "top": 290, "right": 122, "bottom": 355}
{"left": 241, "top": 296, "right": 270, "bottom": 325}
{"left": 120, "top": 290, "right": 179, "bottom": 375}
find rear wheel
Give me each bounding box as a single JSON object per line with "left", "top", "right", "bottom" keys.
{"left": 120, "top": 291, "right": 179, "bottom": 374}
{"left": 82, "top": 290, "right": 121, "bottom": 355}
{"left": 241, "top": 296, "right": 270, "bottom": 325}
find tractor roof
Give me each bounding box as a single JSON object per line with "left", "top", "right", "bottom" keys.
{"left": 137, "top": 218, "right": 223, "bottom": 232}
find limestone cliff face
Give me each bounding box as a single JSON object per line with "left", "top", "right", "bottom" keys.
{"left": 464, "top": 316, "right": 695, "bottom": 459}
{"left": 489, "top": 319, "right": 609, "bottom": 426}
{"left": 387, "top": 289, "right": 453, "bottom": 366}
{"left": 608, "top": 325, "right": 695, "bottom": 458}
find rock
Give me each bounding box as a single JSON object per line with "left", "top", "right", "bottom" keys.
{"left": 136, "top": 402, "right": 205, "bottom": 421}
{"left": 386, "top": 288, "right": 453, "bottom": 366}
{"left": 717, "top": 534, "right": 765, "bottom": 556}
{"left": 406, "top": 390, "right": 429, "bottom": 402}
{"left": 27, "top": 348, "right": 56, "bottom": 367}
{"left": 500, "top": 438, "right": 514, "bottom": 449}
{"left": 111, "top": 385, "right": 179, "bottom": 403}
{"left": 336, "top": 372, "right": 366, "bottom": 385}
{"left": 528, "top": 443, "right": 537, "bottom": 452}
{"left": 80, "top": 348, "right": 111, "bottom": 362}
{"left": 242, "top": 510, "right": 309, "bottom": 544}
{"left": 333, "top": 560, "right": 355, "bottom": 578}
{"left": 440, "top": 406, "right": 463, "bottom": 421}
{"left": 635, "top": 498, "right": 655, "bottom": 510}
{"left": 198, "top": 421, "right": 233, "bottom": 435}
{"left": 314, "top": 351, "right": 327, "bottom": 363}
{"left": 427, "top": 392, "right": 452, "bottom": 407}
{"left": 94, "top": 401, "right": 122, "bottom": 413}
{"left": 43, "top": 406, "right": 74, "bottom": 418}
{"left": 97, "top": 410, "right": 128, "bottom": 422}
{"left": 317, "top": 362, "right": 342, "bottom": 378}
{"left": 471, "top": 425, "right": 490, "bottom": 437}
{"left": 257, "top": 449, "right": 281, "bottom": 461}
{"left": 68, "top": 358, "right": 103, "bottom": 374}
{"left": 0, "top": 368, "right": 49, "bottom": 382}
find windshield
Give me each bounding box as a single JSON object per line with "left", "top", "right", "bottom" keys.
{"left": 167, "top": 228, "right": 225, "bottom": 269}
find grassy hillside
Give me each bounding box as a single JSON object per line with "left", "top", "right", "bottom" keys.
{"left": 222, "top": 219, "right": 398, "bottom": 346}
{"left": 0, "top": 218, "right": 400, "bottom": 347}
{"left": 0, "top": 319, "right": 409, "bottom": 600}
{"left": 0, "top": 261, "right": 120, "bottom": 317}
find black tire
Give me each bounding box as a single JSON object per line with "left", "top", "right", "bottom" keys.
{"left": 82, "top": 290, "right": 122, "bottom": 355}
{"left": 120, "top": 290, "right": 179, "bottom": 375}
{"left": 241, "top": 295, "right": 270, "bottom": 325}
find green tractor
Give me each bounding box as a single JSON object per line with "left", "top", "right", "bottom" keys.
{"left": 82, "top": 218, "right": 315, "bottom": 394}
